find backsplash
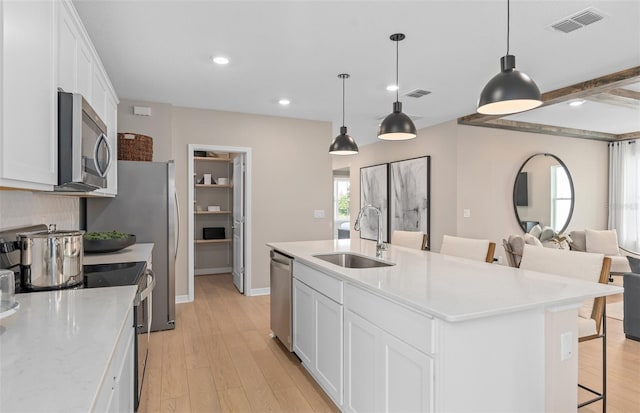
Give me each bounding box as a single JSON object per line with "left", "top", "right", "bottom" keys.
{"left": 0, "top": 191, "right": 79, "bottom": 230}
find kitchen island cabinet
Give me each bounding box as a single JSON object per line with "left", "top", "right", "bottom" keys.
{"left": 0, "top": 285, "right": 137, "bottom": 412}
{"left": 268, "top": 239, "right": 623, "bottom": 412}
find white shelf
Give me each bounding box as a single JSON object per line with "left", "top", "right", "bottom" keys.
{"left": 195, "top": 184, "right": 232, "bottom": 189}
{"left": 194, "top": 239, "right": 232, "bottom": 244}
{"left": 194, "top": 156, "right": 231, "bottom": 163}
{"left": 194, "top": 211, "right": 231, "bottom": 215}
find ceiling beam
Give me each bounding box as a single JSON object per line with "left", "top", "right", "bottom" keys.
{"left": 457, "top": 66, "right": 640, "bottom": 141}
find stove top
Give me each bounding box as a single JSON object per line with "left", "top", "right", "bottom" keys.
{"left": 84, "top": 261, "right": 146, "bottom": 289}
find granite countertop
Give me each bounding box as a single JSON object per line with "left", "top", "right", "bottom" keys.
{"left": 83, "top": 243, "right": 153, "bottom": 265}
{"left": 0, "top": 285, "right": 137, "bottom": 412}
{"left": 267, "top": 239, "right": 623, "bottom": 322}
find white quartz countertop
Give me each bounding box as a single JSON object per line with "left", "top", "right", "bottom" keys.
{"left": 267, "top": 239, "right": 623, "bottom": 322}
{"left": 83, "top": 242, "right": 153, "bottom": 265}
{"left": 0, "top": 285, "right": 137, "bottom": 413}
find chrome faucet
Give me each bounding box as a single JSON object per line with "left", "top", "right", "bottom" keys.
{"left": 354, "top": 204, "right": 386, "bottom": 257}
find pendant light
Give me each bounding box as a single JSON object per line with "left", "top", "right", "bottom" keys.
{"left": 477, "top": 0, "right": 542, "bottom": 115}
{"left": 378, "top": 33, "right": 416, "bottom": 141}
{"left": 329, "top": 73, "right": 359, "bottom": 155}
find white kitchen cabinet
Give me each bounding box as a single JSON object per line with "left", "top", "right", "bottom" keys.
{"left": 0, "top": 0, "right": 57, "bottom": 190}
{"left": 94, "top": 308, "right": 135, "bottom": 413}
{"left": 293, "top": 278, "right": 314, "bottom": 366}
{"left": 292, "top": 263, "right": 343, "bottom": 407}
{"left": 344, "top": 308, "right": 433, "bottom": 413}
{"left": 58, "top": 0, "right": 93, "bottom": 101}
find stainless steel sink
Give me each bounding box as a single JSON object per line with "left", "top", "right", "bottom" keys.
{"left": 313, "top": 253, "right": 395, "bottom": 269}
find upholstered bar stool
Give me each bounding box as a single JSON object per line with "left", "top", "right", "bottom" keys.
{"left": 440, "top": 235, "right": 496, "bottom": 263}
{"left": 391, "top": 230, "right": 427, "bottom": 250}
{"left": 520, "top": 244, "right": 611, "bottom": 411}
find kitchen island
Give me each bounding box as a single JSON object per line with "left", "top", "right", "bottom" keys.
{"left": 0, "top": 285, "right": 137, "bottom": 412}
{"left": 267, "top": 239, "right": 623, "bottom": 412}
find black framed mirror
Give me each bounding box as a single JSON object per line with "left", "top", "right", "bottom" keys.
{"left": 513, "top": 153, "right": 574, "bottom": 234}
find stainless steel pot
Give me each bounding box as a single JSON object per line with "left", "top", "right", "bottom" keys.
{"left": 17, "top": 224, "right": 84, "bottom": 290}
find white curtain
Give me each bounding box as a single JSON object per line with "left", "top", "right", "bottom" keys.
{"left": 609, "top": 140, "right": 640, "bottom": 252}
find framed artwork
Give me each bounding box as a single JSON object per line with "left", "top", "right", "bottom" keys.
{"left": 390, "top": 156, "right": 430, "bottom": 249}
{"left": 359, "top": 163, "right": 389, "bottom": 242}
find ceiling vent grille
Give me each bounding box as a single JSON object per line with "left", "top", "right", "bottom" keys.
{"left": 550, "top": 8, "right": 605, "bottom": 33}
{"left": 404, "top": 89, "right": 431, "bottom": 98}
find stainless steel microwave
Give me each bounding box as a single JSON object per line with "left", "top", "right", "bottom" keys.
{"left": 56, "top": 91, "right": 111, "bottom": 191}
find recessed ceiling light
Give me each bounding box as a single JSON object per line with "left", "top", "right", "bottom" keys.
{"left": 212, "top": 56, "right": 229, "bottom": 65}
{"left": 386, "top": 84, "right": 399, "bottom": 91}
{"left": 278, "top": 99, "right": 291, "bottom": 106}
{"left": 568, "top": 99, "right": 585, "bottom": 107}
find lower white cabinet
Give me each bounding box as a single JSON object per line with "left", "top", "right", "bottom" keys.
{"left": 95, "top": 308, "right": 135, "bottom": 413}
{"left": 344, "top": 309, "right": 433, "bottom": 413}
{"left": 292, "top": 277, "right": 343, "bottom": 407}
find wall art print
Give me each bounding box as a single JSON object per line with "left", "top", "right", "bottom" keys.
{"left": 359, "top": 163, "right": 389, "bottom": 242}
{"left": 390, "top": 156, "right": 430, "bottom": 249}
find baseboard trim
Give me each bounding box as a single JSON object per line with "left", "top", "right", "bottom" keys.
{"left": 248, "top": 287, "right": 270, "bottom": 296}
{"left": 176, "top": 294, "right": 191, "bottom": 304}
{"left": 195, "top": 267, "right": 232, "bottom": 276}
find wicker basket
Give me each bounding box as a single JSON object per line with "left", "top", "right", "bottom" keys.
{"left": 118, "top": 133, "right": 153, "bottom": 161}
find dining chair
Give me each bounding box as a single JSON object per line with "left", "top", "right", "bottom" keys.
{"left": 391, "top": 230, "right": 427, "bottom": 250}
{"left": 519, "top": 244, "right": 611, "bottom": 411}
{"left": 440, "top": 235, "right": 496, "bottom": 263}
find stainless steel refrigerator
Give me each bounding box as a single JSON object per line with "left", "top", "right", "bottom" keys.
{"left": 86, "top": 160, "right": 177, "bottom": 332}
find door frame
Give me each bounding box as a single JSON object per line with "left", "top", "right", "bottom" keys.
{"left": 187, "top": 144, "right": 253, "bottom": 299}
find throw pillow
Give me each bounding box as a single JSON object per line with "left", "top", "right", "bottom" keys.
{"left": 508, "top": 235, "right": 525, "bottom": 257}
{"left": 585, "top": 229, "right": 619, "bottom": 256}
{"left": 540, "top": 226, "right": 555, "bottom": 242}
{"left": 528, "top": 224, "right": 542, "bottom": 239}
{"left": 568, "top": 230, "right": 586, "bottom": 252}
{"left": 523, "top": 233, "right": 543, "bottom": 247}
{"left": 628, "top": 256, "right": 640, "bottom": 274}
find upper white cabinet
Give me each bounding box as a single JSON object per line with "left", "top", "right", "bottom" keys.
{"left": 0, "top": 0, "right": 118, "bottom": 193}
{"left": 0, "top": 0, "right": 57, "bottom": 190}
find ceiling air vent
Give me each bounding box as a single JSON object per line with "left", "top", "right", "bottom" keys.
{"left": 404, "top": 89, "right": 431, "bottom": 99}
{"left": 552, "top": 20, "right": 582, "bottom": 34}
{"left": 550, "top": 8, "right": 605, "bottom": 34}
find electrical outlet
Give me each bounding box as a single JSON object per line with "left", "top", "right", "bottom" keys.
{"left": 560, "top": 331, "right": 573, "bottom": 361}
{"left": 313, "top": 210, "right": 325, "bottom": 219}
{"left": 463, "top": 209, "right": 471, "bottom": 218}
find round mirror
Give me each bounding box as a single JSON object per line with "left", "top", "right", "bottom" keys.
{"left": 513, "top": 153, "right": 574, "bottom": 234}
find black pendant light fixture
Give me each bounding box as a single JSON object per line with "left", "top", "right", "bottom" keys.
{"left": 477, "top": 0, "right": 542, "bottom": 115}
{"left": 378, "top": 33, "right": 416, "bottom": 141}
{"left": 329, "top": 73, "right": 359, "bottom": 155}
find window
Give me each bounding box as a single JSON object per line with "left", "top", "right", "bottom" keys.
{"left": 333, "top": 176, "right": 350, "bottom": 239}
{"left": 551, "top": 165, "right": 571, "bottom": 231}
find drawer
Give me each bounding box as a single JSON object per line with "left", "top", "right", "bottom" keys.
{"left": 293, "top": 261, "right": 343, "bottom": 304}
{"left": 345, "top": 283, "right": 434, "bottom": 355}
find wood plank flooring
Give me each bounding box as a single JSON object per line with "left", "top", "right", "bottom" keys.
{"left": 139, "top": 274, "right": 639, "bottom": 413}
{"left": 138, "top": 274, "right": 340, "bottom": 413}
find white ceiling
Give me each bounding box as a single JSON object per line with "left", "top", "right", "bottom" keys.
{"left": 73, "top": 0, "right": 640, "bottom": 146}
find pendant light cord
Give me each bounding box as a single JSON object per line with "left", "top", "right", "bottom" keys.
{"left": 342, "top": 75, "right": 346, "bottom": 127}
{"left": 395, "top": 38, "right": 399, "bottom": 102}
{"left": 506, "top": 0, "right": 510, "bottom": 56}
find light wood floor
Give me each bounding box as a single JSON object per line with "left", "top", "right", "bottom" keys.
{"left": 139, "top": 274, "right": 639, "bottom": 413}
{"left": 137, "top": 274, "right": 340, "bottom": 413}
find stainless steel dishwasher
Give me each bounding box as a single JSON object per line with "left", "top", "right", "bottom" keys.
{"left": 270, "top": 250, "right": 294, "bottom": 351}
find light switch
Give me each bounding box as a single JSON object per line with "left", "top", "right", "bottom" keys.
{"left": 313, "top": 210, "right": 325, "bottom": 219}
{"left": 463, "top": 209, "right": 471, "bottom": 218}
